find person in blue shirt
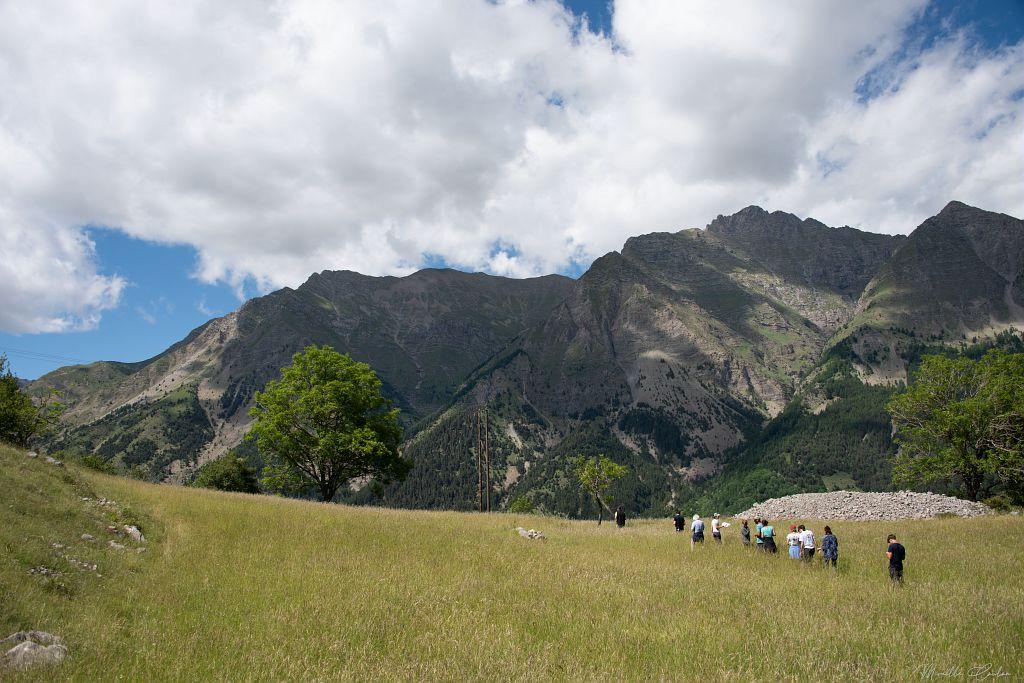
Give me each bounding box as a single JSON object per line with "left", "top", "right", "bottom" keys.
{"left": 754, "top": 518, "right": 764, "bottom": 552}
{"left": 759, "top": 520, "right": 777, "bottom": 554}
{"left": 821, "top": 526, "right": 839, "bottom": 568}
{"left": 690, "top": 514, "right": 705, "bottom": 550}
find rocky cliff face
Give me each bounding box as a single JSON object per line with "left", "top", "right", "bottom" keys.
{"left": 35, "top": 269, "right": 572, "bottom": 479}
{"left": 834, "top": 202, "right": 1024, "bottom": 384}
{"left": 392, "top": 210, "right": 906, "bottom": 512}
{"left": 32, "top": 202, "right": 1024, "bottom": 514}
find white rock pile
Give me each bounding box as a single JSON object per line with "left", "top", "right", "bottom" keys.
{"left": 736, "top": 490, "right": 990, "bottom": 521}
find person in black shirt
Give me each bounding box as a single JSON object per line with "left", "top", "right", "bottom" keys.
{"left": 886, "top": 534, "right": 906, "bottom": 584}
{"left": 673, "top": 511, "right": 685, "bottom": 533}
{"left": 615, "top": 505, "right": 626, "bottom": 528}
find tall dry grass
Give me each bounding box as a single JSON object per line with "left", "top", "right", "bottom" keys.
{"left": 2, "top": 444, "right": 1022, "bottom": 681}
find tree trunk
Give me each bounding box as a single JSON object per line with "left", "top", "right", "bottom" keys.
{"left": 964, "top": 472, "right": 982, "bottom": 502}
{"left": 595, "top": 493, "right": 612, "bottom": 525}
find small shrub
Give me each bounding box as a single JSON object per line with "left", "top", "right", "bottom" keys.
{"left": 507, "top": 495, "right": 535, "bottom": 514}
{"left": 983, "top": 495, "right": 1013, "bottom": 512}
{"left": 193, "top": 455, "right": 260, "bottom": 494}
{"left": 78, "top": 454, "right": 117, "bottom": 475}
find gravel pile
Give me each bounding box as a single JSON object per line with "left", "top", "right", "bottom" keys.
{"left": 736, "top": 490, "right": 990, "bottom": 521}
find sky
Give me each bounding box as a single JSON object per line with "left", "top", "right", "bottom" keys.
{"left": 1, "top": 0, "right": 1022, "bottom": 379}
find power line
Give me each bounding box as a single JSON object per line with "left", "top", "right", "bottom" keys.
{"left": 1, "top": 347, "right": 91, "bottom": 365}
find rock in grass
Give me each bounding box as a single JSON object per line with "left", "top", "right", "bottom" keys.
{"left": 0, "top": 631, "right": 68, "bottom": 671}
{"left": 43, "top": 456, "right": 64, "bottom": 467}
{"left": 81, "top": 534, "right": 95, "bottom": 542}
{"left": 28, "top": 566, "right": 59, "bottom": 577}
{"left": 516, "top": 527, "right": 546, "bottom": 540}
{"left": 108, "top": 540, "right": 126, "bottom": 551}
{"left": 123, "top": 525, "right": 145, "bottom": 543}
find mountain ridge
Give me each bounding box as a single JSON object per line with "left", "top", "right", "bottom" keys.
{"left": 30, "top": 201, "right": 1024, "bottom": 514}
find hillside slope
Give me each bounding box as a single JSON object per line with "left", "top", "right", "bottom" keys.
{"left": 28, "top": 202, "right": 1024, "bottom": 516}
{"left": 393, "top": 211, "right": 902, "bottom": 512}
{"left": 33, "top": 270, "right": 572, "bottom": 479}
{"left": 836, "top": 201, "right": 1024, "bottom": 384}
{"left": 2, "top": 446, "right": 1022, "bottom": 680}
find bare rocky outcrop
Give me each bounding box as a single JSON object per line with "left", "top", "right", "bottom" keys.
{"left": 737, "top": 491, "right": 990, "bottom": 521}
{"left": 1, "top": 631, "right": 68, "bottom": 671}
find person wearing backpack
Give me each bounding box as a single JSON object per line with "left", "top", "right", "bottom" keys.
{"left": 614, "top": 505, "right": 627, "bottom": 528}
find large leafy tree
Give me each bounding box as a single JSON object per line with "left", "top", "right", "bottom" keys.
{"left": 573, "top": 455, "right": 628, "bottom": 524}
{"left": 248, "top": 346, "right": 410, "bottom": 502}
{"left": 0, "top": 355, "right": 62, "bottom": 447}
{"left": 888, "top": 350, "right": 1024, "bottom": 501}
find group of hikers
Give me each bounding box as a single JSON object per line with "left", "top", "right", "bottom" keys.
{"left": 667, "top": 511, "right": 908, "bottom": 583}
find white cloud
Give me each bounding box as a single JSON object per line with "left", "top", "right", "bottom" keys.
{"left": 196, "top": 298, "right": 216, "bottom": 318}
{"left": 0, "top": 210, "right": 125, "bottom": 333}
{"left": 136, "top": 307, "right": 157, "bottom": 325}
{"left": 0, "top": 0, "right": 1021, "bottom": 333}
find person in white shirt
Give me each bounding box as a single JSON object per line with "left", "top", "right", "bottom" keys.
{"left": 690, "top": 514, "right": 705, "bottom": 550}
{"left": 786, "top": 525, "right": 801, "bottom": 559}
{"left": 711, "top": 513, "right": 724, "bottom": 543}
{"left": 798, "top": 525, "right": 815, "bottom": 561}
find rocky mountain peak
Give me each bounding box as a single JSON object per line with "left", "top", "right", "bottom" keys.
{"left": 703, "top": 206, "right": 904, "bottom": 300}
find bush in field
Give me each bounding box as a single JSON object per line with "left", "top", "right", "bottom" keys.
{"left": 193, "top": 455, "right": 260, "bottom": 494}
{"left": 0, "top": 354, "right": 63, "bottom": 447}
{"left": 506, "top": 495, "right": 536, "bottom": 514}
{"left": 79, "top": 454, "right": 117, "bottom": 475}
{"left": 983, "top": 495, "right": 1013, "bottom": 512}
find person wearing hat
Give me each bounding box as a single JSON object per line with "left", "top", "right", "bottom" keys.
{"left": 690, "top": 514, "right": 705, "bottom": 550}
{"left": 711, "top": 513, "right": 724, "bottom": 543}
{"left": 786, "top": 525, "right": 801, "bottom": 559}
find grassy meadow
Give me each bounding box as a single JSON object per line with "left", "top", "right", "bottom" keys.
{"left": 2, "top": 443, "right": 1023, "bottom": 681}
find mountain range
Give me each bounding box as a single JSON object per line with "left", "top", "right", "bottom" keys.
{"left": 31, "top": 201, "right": 1024, "bottom": 514}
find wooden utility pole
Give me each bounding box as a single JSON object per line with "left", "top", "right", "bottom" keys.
{"left": 475, "top": 408, "right": 483, "bottom": 512}
{"left": 472, "top": 406, "right": 492, "bottom": 512}
{"left": 483, "top": 407, "right": 491, "bottom": 512}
